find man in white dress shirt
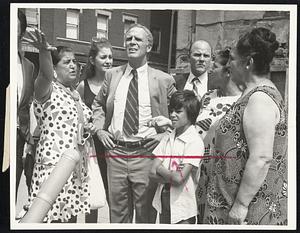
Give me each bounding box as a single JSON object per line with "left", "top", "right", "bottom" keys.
{"left": 92, "top": 24, "right": 176, "bottom": 223}
{"left": 173, "top": 40, "right": 213, "bottom": 99}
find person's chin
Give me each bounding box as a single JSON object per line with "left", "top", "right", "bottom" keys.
{"left": 102, "top": 67, "right": 112, "bottom": 71}
{"left": 196, "top": 68, "right": 206, "bottom": 74}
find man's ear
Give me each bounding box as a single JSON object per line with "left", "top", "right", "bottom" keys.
{"left": 146, "top": 44, "right": 152, "bottom": 53}
{"left": 89, "top": 56, "right": 94, "bottom": 65}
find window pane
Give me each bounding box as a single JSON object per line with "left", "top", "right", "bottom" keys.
{"left": 25, "top": 8, "right": 38, "bottom": 27}
{"left": 66, "top": 25, "right": 78, "bottom": 39}
{"left": 97, "top": 15, "right": 108, "bottom": 31}
{"left": 97, "top": 30, "right": 107, "bottom": 39}
{"left": 66, "top": 10, "right": 79, "bottom": 39}
{"left": 67, "top": 11, "right": 79, "bottom": 24}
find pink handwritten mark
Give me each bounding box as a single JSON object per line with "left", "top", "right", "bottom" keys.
{"left": 88, "top": 153, "right": 234, "bottom": 160}
{"left": 171, "top": 160, "right": 189, "bottom": 192}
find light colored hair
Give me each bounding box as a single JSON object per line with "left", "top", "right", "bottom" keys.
{"left": 125, "top": 23, "right": 153, "bottom": 48}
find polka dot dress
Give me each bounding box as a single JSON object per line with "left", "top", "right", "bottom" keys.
{"left": 28, "top": 81, "right": 92, "bottom": 223}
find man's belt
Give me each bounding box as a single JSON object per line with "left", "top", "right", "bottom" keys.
{"left": 113, "top": 139, "right": 151, "bottom": 149}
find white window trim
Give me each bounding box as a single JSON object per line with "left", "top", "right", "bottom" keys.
{"left": 64, "top": 8, "right": 83, "bottom": 14}
{"left": 122, "top": 13, "right": 138, "bottom": 23}
{"left": 95, "top": 9, "right": 112, "bottom": 19}
{"left": 66, "top": 9, "right": 80, "bottom": 40}
{"left": 96, "top": 13, "right": 110, "bottom": 39}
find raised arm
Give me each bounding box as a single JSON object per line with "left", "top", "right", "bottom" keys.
{"left": 228, "top": 92, "right": 280, "bottom": 224}
{"left": 23, "top": 28, "right": 56, "bottom": 102}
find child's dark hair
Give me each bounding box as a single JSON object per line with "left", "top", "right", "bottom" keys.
{"left": 169, "top": 90, "right": 201, "bottom": 124}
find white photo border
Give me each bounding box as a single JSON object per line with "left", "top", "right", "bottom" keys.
{"left": 10, "top": 3, "right": 297, "bottom": 230}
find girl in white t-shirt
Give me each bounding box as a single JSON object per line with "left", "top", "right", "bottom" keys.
{"left": 149, "top": 90, "right": 204, "bottom": 224}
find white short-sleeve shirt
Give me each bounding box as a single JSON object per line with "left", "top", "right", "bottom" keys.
{"left": 152, "top": 125, "right": 204, "bottom": 223}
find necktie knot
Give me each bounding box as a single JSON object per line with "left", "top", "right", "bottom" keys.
{"left": 131, "top": 69, "right": 138, "bottom": 80}
{"left": 192, "top": 77, "right": 200, "bottom": 83}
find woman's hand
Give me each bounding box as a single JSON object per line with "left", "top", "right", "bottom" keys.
{"left": 22, "top": 27, "right": 56, "bottom": 51}
{"left": 227, "top": 201, "right": 248, "bottom": 225}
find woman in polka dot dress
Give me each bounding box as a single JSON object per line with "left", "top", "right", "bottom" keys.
{"left": 24, "top": 28, "right": 94, "bottom": 223}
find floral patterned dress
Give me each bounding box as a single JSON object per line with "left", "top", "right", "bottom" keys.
{"left": 202, "top": 85, "right": 287, "bottom": 225}
{"left": 28, "top": 81, "right": 92, "bottom": 222}
{"left": 195, "top": 89, "right": 241, "bottom": 223}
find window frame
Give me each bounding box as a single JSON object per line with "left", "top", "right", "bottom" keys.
{"left": 122, "top": 13, "right": 138, "bottom": 47}
{"left": 150, "top": 26, "right": 162, "bottom": 53}
{"left": 66, "top": 9, "right": 80, "bottom": 40}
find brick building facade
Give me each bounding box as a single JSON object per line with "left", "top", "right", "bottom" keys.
{"left": 21, "top": 8, "right": 176, "bottom": 75}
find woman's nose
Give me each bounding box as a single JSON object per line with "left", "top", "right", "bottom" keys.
{"left": 106, "top": 57, "right": 112, "bottom": 63}
{"left": 69, "top": 61, "right": 76, "bottom": 68}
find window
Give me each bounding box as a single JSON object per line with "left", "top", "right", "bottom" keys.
{"left": 122, "top": 14, "right": 138, "bottom": 46}
{"left": 66, "top": 9, "right": 79, "bottom": 40}
{"left": 150, "top": 27, "right": 161, "bottom": 53}
{"left": 97, "top": 14, "right": 108, "bottom": 38}
{"left": 25, "top": 8, "right": 39, "bottom": 28}
{"left": 95, "top": 10, "right": 111, "bottom": 39}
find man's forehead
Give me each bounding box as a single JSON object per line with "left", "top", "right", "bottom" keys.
{"left": 126, "top": 27, "right": 146, "bottom": 37}
{"left": 191, "top": 41, "right": 211, "bottom": 54}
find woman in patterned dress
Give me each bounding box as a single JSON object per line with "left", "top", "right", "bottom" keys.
{"left": 203, "top": 27, "right": 287, "bottom": 225}
{"left": 24, "top": 28, "right": 94, "bottom": 223}
{"left": 195, "top": 53, "right": 242, "bottom": 223}
{"left": 76, "top": 37, "right": 113, "bottom": 223}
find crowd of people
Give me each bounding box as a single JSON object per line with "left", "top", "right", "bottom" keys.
{"left": 16, "top": 9, "right": 287, "bottom": 225}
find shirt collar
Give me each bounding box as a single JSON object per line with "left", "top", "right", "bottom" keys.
{"left": 187, "top": 71, "right": 208, "bottom": 84}
{"left": 170, "top": 125, "right": 199, "bottom": 143}
{"left": 125, "top": 62, "right": 148, "bottom": 78}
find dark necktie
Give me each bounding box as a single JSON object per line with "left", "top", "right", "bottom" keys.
{"left": 192, "top": 77, "right": 200, "bottom": 96}
{"left": 123, "top": 69, "right": 139, "bottom": 136}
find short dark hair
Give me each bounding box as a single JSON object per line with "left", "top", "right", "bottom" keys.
{"left": 84, "top": 37, "right": 112, "bottom": 79}
{"left": 236, "top": 27, "right": 279, "bottom": 75}
{"left": 169, "top": 90, "right": 201, "bottom": 125}
{"left": 51, "top": 46, "right": 74, "bottom": 66}
{"left": 18, "top": 9, "right": 27, "bottom": 37}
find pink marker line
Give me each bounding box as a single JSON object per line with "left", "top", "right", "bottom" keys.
{"left": 88, "top": 154, "right": 235, "bottom": 159}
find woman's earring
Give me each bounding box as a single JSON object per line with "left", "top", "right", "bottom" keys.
{"left": 246, "top": 66, "right": 249, "bottom": 70}
{"left": 54, "top": 70, "right": 57, "bottom": 79}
